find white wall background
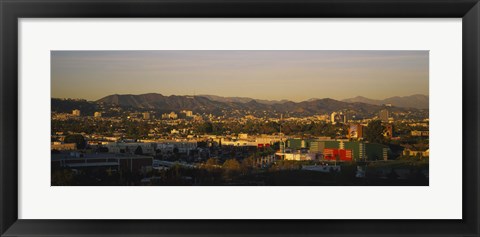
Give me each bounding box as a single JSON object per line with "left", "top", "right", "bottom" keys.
{"left": 18, "top": 18, "right": 462, "bottom": 219}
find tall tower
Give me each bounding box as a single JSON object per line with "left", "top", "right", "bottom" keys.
{"left": 379, "top": 109, "right": 389, "bottom": 122}
{"left": 331, "top": 112, "right": 337, "bottom": 124}
{"left": 142, "top": 112, "right": 150, "bottom": 120}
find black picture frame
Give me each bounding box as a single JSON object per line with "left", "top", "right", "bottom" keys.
{"left": 1, "top": 0, "right": 479, "bottom": 236}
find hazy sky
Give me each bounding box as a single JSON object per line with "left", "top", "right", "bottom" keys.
{"left": 51, "top": 50, "right": 428, "bottom": 101}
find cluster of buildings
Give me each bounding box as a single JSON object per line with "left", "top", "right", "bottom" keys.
{"left": 69, "top": 109, "right": 197, "bottom": 121}
{"left": 72, "top": 109, "right": 81, "bottom": 116}
{"left": 218, "top": 134, "right": 281, "bottom": 147}
{"left": 330, "top": 112, "right": 347, "bottom": 124}
{"left": 411, "top": 130, "right": 429, "bottom": 137}
{"left": 52, "top": 105, "right": 428, "bottom": 173}
{"left": 276, "top": 138, "right": 390, "bottom": 161}
{"left": 161, "top": 111, "right": 178, "bottom": 120}
{"left": 51, "top": 141, "right": 77, "bottom": 151}
{"left": 51, "top": 139, "right": 199, "bottom": 174}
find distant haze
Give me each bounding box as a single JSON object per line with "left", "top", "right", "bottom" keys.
{"left": 51, "top": 50, "right": 429, "bottom": 101}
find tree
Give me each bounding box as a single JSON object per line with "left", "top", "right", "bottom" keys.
{"left": 51, "top": 168, "right": 75, "bottom": 186}
{"left": 263, "top": 147, "right": 275, "bottom": 156}
{"left": 223, "top": 159, "right": 241, "bottom": 180}
{"left": 205, "top": 158, "right": 219, "bottom": 172}
{"left": 64, "top": 134, "right": 87, "bottom": 149}
{"left": 241, "top": 157, "right": 255, "bottom": 174}
{"left": 365, "top": 120, "right": 385, "bottom": 144}
{"left": 223, "top": 159, "right": 241, "bottom": 170}
{"left": 197, "top": 122, "right": 213, "bottom": 134}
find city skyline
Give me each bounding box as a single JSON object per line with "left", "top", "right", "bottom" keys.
{"left": 51, "top": 50, "right": 429, "bottom": 101}
{"left": 51, "top": 50, "right": 429, "bottom": 186}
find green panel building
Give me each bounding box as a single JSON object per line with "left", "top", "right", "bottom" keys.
{"left": 286, "top": 138, "right": 307, "bottom": 150}
{"left": 344, "top": 141, "right": 366, "bottom": 161}
{"left": 309, "top": 141, "right": 325, "bottom": 153}
{"left": 286, "top": 139, "right": 387, "bottom": 161}
{"left": 324, "top": 141, "right": 340, "bottom": 149}
{"left": 365, "top": 143, "right": 389, "bottom": 160}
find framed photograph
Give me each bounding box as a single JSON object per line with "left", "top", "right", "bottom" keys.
{"left": 1, "top": 0, "right": 479, "bottom": 236}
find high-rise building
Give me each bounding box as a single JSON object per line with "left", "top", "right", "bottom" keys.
{"left": 181, "top": 110, "right": 193, "bottom": 117}
{"left": 379, "top": 109, "right": 389, "bottom": 122}
{"left": 341, "top": 112, "right": 347, "bottom": 123}
{"left": 169, "top": 112, "right": 178, "bottom": 119}
{"left": 331, "top": 111, "right": 347, "bottom": 124}
{"left": 142, "top": 112, "right": 150, "bottom": 120}
{"left": 94, "top": 112, "right": 102, "bottom": 118}
{"left": 72, "top": 109, "right": 81, "bottom": 116}
{"left": 162, "top": 112, "right": 178, "bottom": 119}
{"left": 330, "top": 112, "right": 337, "bottom": 124}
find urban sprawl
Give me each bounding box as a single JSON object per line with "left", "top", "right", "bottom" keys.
{"left": 51, "top": 96, "right": 429, "bottom": 186}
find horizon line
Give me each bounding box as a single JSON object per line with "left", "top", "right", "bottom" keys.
{"left": 51, "top": 93, "right": 429, "bottom": 103}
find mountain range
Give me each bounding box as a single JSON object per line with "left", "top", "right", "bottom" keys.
{"left": 199, "top": 94, "right": 428, "bottom": 109}
{"left": 341, "top": 94, "right": 428, "bottom": 109}
{"left": 198, "top": 94, "right": 290, "bottom": 105}
{"left": 90, "top": 93, "right": 427, "bottom": 118}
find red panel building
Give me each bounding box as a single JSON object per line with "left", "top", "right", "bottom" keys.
{"left": 323, "top": 148, "right": 353, "bottom": 161}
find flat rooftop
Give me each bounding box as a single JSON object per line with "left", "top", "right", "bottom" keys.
{"left": 51, "top": 152, "right": 152, "bottom": 161}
